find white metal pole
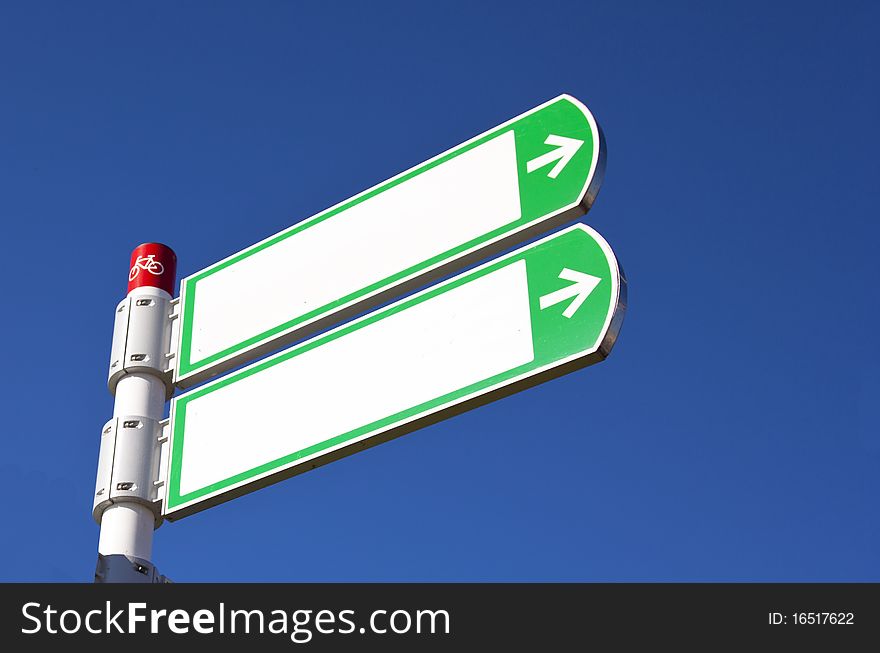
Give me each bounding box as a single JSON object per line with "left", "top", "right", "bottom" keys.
{"left": 94, "top": 243, "right": 177, "bottom": 582}
{"left": 97, "top": 312, "right": 168, "bottom": 562}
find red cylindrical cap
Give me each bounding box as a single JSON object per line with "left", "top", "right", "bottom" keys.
{"left": 128, "top": 242, "right": 177, "bottom": 296}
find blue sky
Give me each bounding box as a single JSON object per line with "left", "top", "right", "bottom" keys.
{"left": 0, "top": 1, "right": 877, "bottom": 581}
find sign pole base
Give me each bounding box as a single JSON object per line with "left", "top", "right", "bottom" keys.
{"left": 95, "top": 553, "right": 171, "bottom": 583}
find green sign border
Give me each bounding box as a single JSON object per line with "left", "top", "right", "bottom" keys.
{"left": 165, "top": 223, "right": 626, "bottom": 520}
{"left": 175, "top": 94, "right": 605, "bottom": 387}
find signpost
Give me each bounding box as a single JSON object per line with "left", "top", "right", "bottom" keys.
{"left": 163, "top": 224, "right": 625, "bottom": 519}
{"left": 94, "top": 94, "right": 626, "bottom": 582}
{"left": 175, "top": 94, "right": 605, "bottom": 387}
{"left": 94, "top": 243, "right": 177, "bottom": 582}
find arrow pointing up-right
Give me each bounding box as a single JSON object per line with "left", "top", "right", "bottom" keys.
{"left": 526, "top": 134, "right": 584, "bottom": 179}
{"left": 538, "top": 268, "right": 601, "bottom": 318}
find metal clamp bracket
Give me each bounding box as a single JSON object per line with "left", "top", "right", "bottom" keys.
{"left": 108, "top": 293, "right": 179, "bottom": 398}
{"left": 95, "top": 553, "right": 172, "bottom": 583}
{"left": 93, "top": 416, "right": 168, "bottom": 527}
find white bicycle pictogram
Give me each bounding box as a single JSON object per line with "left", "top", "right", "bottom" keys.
{"left": 129, "top": 254, "right": 165, "bottom": 281}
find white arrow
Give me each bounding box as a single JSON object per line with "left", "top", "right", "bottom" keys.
{"left": 539, "top": 268, "right": 601, "bottom": 318}
{"left": 525, "top": 134, "right": 584, "bottom": 179}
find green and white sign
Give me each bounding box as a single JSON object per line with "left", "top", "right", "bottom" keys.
{"left": 174, "top": 94, "right": 604, "bottom": 387}
{"left": 164, "top": 224, "right": 626, "bottom": 519}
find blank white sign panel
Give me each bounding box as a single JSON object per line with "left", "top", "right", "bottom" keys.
{"left": 177, "top": 261, "right": 533, "bottom": 497}
{"left": 188, "top": 132, "right": 521, "bottom": 365}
